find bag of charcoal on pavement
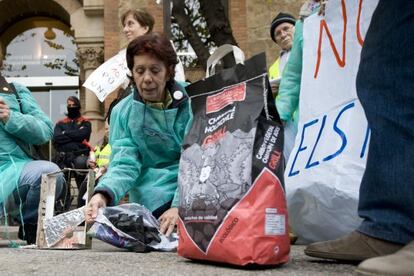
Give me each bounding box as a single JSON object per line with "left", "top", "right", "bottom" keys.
{"left": 177, "top": 45, "right": 290, "bottom": 266}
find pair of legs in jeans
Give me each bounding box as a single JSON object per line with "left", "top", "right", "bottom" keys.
{"left": 305, "top": 1, "right": 414, "bottom": 272}
{"left": 15, "top": 160, "right": 65, "bottom": 224}
{"left": 356, "top": 0, "right": 414, "bottom": 246}
{"left": 1, "top": 160, "right": 65, "bottom": 243}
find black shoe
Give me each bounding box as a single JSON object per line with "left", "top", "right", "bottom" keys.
{"left": 18, "top": 223, "right": 38, "bottom": 245}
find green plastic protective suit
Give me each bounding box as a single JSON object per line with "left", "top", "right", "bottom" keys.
{"left": 95, "top": 82, "right": 192, "bottom": 212}
{"left": 0, "top": 83, "right": 54, "bottom": 205}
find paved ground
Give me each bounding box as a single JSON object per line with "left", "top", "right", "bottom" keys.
{"left": 0, "top": 231, "right": 358, "bottom": 276}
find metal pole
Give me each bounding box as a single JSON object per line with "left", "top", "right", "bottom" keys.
{"left": 163, "top": 0, "right": 172, "bottom": 39}
{"left": 49, "top": 88, "right": 52, "bottom": 161}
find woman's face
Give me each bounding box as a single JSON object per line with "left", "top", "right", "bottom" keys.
{"left": 132, "top": 53, "right": 170, "bottom": 103}
{"left": 123, "top": 14, "right": 149, "bottom": 42}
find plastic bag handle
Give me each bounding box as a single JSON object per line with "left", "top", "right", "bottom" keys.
{"left": 206, "top": 44, "right": 245, "bottom": 77}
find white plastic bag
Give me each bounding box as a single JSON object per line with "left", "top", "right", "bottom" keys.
{"left": 285, "top": 0, "right": 379, "bottom": 243}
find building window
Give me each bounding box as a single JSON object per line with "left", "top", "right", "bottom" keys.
{"left": 1, "top": 17, "right": 78, "bottom": 77}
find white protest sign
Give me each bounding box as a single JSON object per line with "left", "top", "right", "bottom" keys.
{"left": 83, "top": 49, "right": 129, "bottom": 102}
{"left": 285, "top": 0, "right": 379, "bottom": 243}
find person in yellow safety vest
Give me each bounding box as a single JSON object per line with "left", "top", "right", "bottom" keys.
{"left": 77, "top": 121, "right": 111, "bottom": 207}
{"left": 89, "top": 120, "right": 111, "bottom": 177}
{"left": 268, "top": 12, "right": 296, "bottom": 98}
{"left": 94, "top": 143, "right": 111, "bottom": 169}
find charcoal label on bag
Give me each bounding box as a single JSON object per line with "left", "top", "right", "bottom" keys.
{"left": 206, "top": 83, "right": 246, "bottom": 114}
{"left": 255, "top": 125, "right": 282, "bottom": 168}
{"left": 204, "top": 106, "right": 236, "bottom": 133}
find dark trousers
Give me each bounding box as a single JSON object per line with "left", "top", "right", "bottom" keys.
{"left": 56, "top": 153, "right": 88, "bottom": 189}
{"left": 356, "top": 0, "right": 414, "bottom": 245}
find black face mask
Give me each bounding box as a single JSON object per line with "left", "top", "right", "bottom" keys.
{"left": 67, "top": 106, "right": 81, "bottom": 119}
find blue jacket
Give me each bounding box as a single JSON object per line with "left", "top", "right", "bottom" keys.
{"left": 0, "top": 83, "right": 54, "bottom": 205}
{"left": 95, "top": 81, "right": 193, "bottom": 212}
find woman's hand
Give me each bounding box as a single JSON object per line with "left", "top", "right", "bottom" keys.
{"left": 88, "top": 159, "right": 97, "bottom": 169}
{"left": 99, "top": 166, "right": 108, "bottom": 175}
{"left": 85, "top": 193, "right": 108, "bottom": 224}
{"left": 0, "top": 97, "right": 10, "bottom": 123}
{"left": 159, "top": 207, "right": 178, "bottom": 237}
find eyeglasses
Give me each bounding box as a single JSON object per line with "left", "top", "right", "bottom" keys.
{"left": 275, "top": 26, "right": 294, "bottom": 41}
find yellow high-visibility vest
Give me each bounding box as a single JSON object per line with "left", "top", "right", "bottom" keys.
{"left": 94, "top": 144, "right": 111, "bottom": 168}
{"left": 269, "top": 57, "right": 281, "bottom": 80}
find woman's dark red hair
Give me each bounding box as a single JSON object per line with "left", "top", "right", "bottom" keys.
{"left": 126, "top": 32, "right": 178, "bottom": 80}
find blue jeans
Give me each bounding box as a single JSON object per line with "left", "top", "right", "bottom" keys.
{"left": 5, "top": 161, "right": 65, "bottom": 224}
{"left": 356, "top": 0, "right": 414, "bottom": 245}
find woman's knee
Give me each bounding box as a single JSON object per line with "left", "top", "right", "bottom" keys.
{"left": 23, "top": 161, "right": 65, "bottom": 196}
{"left": 41, "top": 162, "right": 66, "bottom": 198}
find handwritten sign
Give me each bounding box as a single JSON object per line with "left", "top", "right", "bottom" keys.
{"left": 285, "top": 0, "right": 379, "bottom": 243}
{"left": 83, "top": 49, "right": 129, "bottom": 102}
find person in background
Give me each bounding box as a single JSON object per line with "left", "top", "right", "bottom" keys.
{"left": 268, "top": 12, "right": 296, "bottom": 98}
{"left": 77, "top": 111, "right": 112, "bottom": 208}
{"left": 53, "top": 96, "right": 91, "bottom": 192}
{"left": 0, "top": 41, "right": 65, "bottom": 244}
{"left": 305, "top": 1, "right": 414, "bottom": 275}
{"left": 268, "top": 11, "right": 297, "bottom": 165}
{"left": 85, "top": 33, "right": 192, "bottom": 237}
{"left": 275, "top": 0, "right": 322, "bottom": 163}
{"left": 122, "top": 8, "right": 154, "bottom": 43}
{"left": 122, "top": 8, "right": 186, "bottom": 84}
{"left": 110, "top": 8, "right": 186, "bottom": 108}
{"left": 275, "top": 0, "right": 322, "bottom": 129}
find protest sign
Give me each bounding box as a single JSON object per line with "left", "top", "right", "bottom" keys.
{"left": 83, "top": 49, "right": 129, "bottom": 102}
{"left": 286, "top": 0, "right": 379, "bottom": 243}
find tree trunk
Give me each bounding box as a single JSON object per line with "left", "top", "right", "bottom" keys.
{"left": 199, "top": 0, "right": 239, "bottom": 68}
{"left": 172, "top": 0, "right": 211, "bottom": 69}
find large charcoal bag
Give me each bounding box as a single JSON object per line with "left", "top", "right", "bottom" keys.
{"left": 177, "top": 47, "right": 290, "bottom": 266}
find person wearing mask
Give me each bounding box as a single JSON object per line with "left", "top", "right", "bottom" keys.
{"left": 85, "top": 33, "right": 192, "bottom": 237}
{"left": 53, "top": 96, "right": 91, "bottom": 192}
{"left": 305, "top": 1, "right": 414, "bottom": 275}
{"left": 0, "top": 43, "right": 65, "bottom": 244}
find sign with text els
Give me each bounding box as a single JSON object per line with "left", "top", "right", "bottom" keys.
{"left": 285, "top": 0, "right": 379, "bottom": 243}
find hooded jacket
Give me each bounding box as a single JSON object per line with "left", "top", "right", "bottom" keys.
{"left": 95, "top": 81, "right": 193, "bottom": 212}
{"left": 0, "top": 83, "right": 54, "bottom": 205}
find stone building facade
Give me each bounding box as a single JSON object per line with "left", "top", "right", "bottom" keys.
{"left": 0, "top": 0, "right": 303, "bottom": 143}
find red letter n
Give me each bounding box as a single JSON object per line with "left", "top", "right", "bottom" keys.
{"left": 314, "top": 0, "right": 348, "bottom": 79}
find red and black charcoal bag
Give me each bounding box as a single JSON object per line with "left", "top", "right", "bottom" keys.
{"left": 177, "top": 52, "right": 290, "bottom": 266}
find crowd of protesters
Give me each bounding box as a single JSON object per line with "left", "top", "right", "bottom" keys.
{"left": 0, "top": 2, "right": 412, "bottom": 275}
